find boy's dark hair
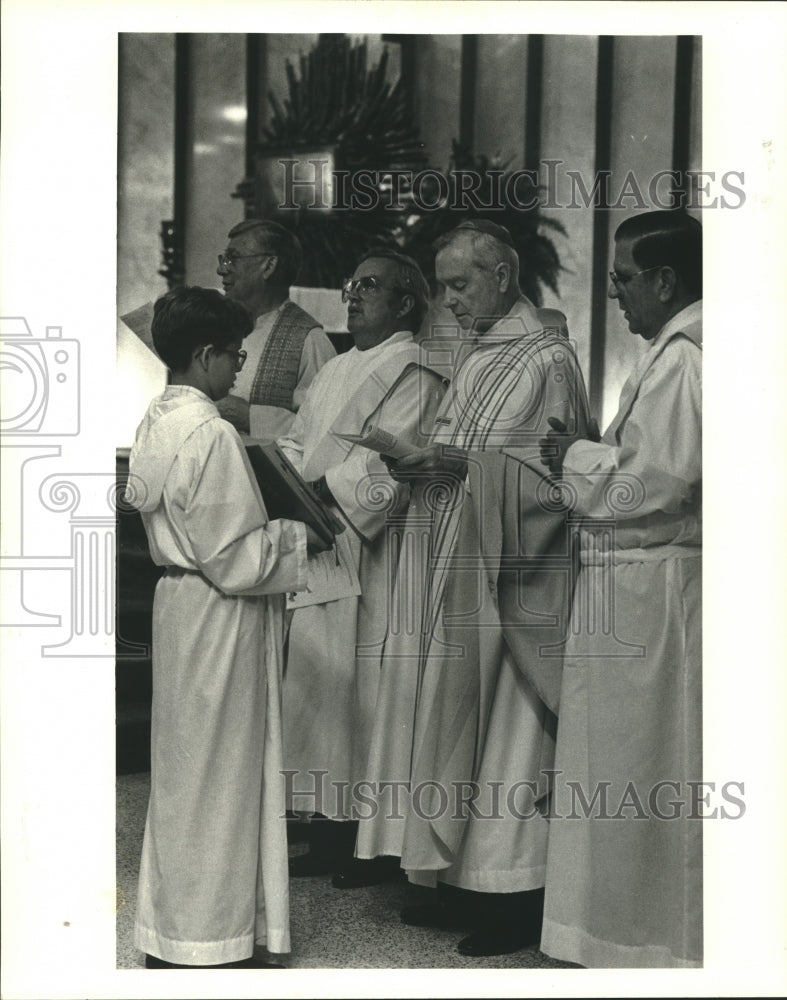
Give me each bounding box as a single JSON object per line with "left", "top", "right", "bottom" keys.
{"left": 151, "top": 286, "right": 254, "bottom": 372}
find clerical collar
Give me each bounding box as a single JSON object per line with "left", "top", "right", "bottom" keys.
{"left": 471, "top": 296, "right": 543, "bottom": 345}
{"left": 650, "top": 300, "right": 703, "bottom": 352}
{"left": 353, "top": 329, "right": 414, "bottom": 353}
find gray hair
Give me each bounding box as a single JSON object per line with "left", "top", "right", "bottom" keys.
{"left": 226, "top": 219, "right": 303, "bottom": 288}
{"left": 435, "top": 228, "right": 520, "bottom": 286}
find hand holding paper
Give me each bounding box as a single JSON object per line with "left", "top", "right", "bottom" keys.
{"left": 334, "top": 422, "right": 415, "bottom": 460}
{"left": 382, "top": 443, "right": 468, "bottom": 483}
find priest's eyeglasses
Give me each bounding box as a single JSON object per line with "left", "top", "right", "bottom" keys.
{"left": 217, "top": 252, "right": 273, "bottom": 269}
{"left": 608, "top": 265, "right": 663, "bottom": 288}
{"left": 342, "top": 276, "right": 386, "bottom": 302}
{"left": 216, "top": 347, "right": 248, "bottom": 369}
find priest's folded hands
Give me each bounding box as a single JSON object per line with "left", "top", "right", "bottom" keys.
{"left": 381, "top": 444, "right": 468, "bottom": 483}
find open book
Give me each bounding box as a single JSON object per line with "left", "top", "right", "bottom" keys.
{"left": 245, "top": 442, "right": 345, "bottom": 548}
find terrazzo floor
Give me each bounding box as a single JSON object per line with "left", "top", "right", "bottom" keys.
{"left": 117, "top": 772, "right": 575, "bottom": 971}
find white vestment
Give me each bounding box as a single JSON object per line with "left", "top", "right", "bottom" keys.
{"left": 356, "top": 299, "right": 590, "bottom": 895}
{"left": 128, "top": 385, "right": 307, "bottom": 963}
{"left": 540, "top": 301, "right": 703, "bottom": 968}
{"left": 278, "top": 332, "right": 445, "bottom": 821}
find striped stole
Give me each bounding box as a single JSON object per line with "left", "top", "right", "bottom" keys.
{"left": 448, "top": 330, "right": 571, "bottom": 449}
{"left": 249, "top": 301, "right": 318, "bottom": 412}
{"left": 415, "top": 329, "right": 574, "bottom": 677}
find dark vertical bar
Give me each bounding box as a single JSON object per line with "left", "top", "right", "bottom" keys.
{"left": 245, "top": 34, "right": 261, "bottom": 179}
{"left": 382, "top": 34, "right": 416, "bottom": 116}
{"left": 399, "top": 36, "right": 416, "bottom": 117}
{"left": 172, "top": 33, "right": 190, "bottom": 283}
{"left": 232, "top": 34, "right": 264, "bottom": 219}
{"left": 671, "top": 36, "right": 695, "bottom": 208}
{"left": 158, "top": 34, "right": 189, "bottom": 290}
{"left": 588, "top": 35, "right": 614, "bottom": 417}
{"left": 117, "top": 34, "right": 125, "bottom": 262}
{"left": 460, "top": 35, "right": 478, "bottom": 151}
{"left": 524, "top": 34, "right": 544, "bottom": 173}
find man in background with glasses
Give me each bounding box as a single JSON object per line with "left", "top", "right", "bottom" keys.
{"left": 539, "top": 210, "right": 703, "bottom": 967}
{"left": 216, "top": 219, "right": 335, "bottom": 442}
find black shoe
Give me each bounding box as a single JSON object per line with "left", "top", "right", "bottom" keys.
{"left": 288, "top": 851, "right": 335, "bottom": 877}
{"left": 331, "top": 857, "right": 401, "bottom": 889}
{"left": 401, "top": 882, "right": 481, "bottom": 931}
{"left": 289, "top": 818, "right": 358, "bottom": 877}
{"left": 145, "top": 953, "right": 284, "bottom": 969}
{"left": 286, "top": 811, "right": 311, "bottom": 843}
{"left": 235, "top": 956, "right": 285, "bottom": 969}
{"left": 401, "top": 901, "right": 476, "bottom": 931}
{"left": 456, "top": 924, "right": 538, "bottom": 957}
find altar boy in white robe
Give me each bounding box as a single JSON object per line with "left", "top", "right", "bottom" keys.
{"left": 127, "top": 286, "right": 326, "bottom": 968}
{"left": 279, "top": 249, "right": 446, "bottom": 887}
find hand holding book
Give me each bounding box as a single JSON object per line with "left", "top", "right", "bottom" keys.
{"left": 305, "top": 524, "right": 333, "bottom": 553}
{"left": 245, "top": 442, "right": 345, "bottom": 548}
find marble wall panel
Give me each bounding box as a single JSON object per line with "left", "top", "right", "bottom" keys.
{"left": 601, "top": 35, "right": 678, "bottom": 427}
{"left": 689, "top": 38, "right": 702, "bottom": 176}
{"left": 116, "top": 34, "right": 173, "bottom": 448}
{"left": 117, "top": 33, "right": 174, "bottom": 318}
{"left": 474, "top": 35, "right": 528, "bottom": 167}
{"left": 413, "top": 35, "right": 462, "bottom": 169}
{"left": 185, "top": 33, "right": 247, "bottom": 290}
{"left": 539, "top": 34, "right": 599, "bottom": 386}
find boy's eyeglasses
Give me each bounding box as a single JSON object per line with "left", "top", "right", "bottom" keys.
{"left": 215, "top": 347, "right": 248, "bottom": 370}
